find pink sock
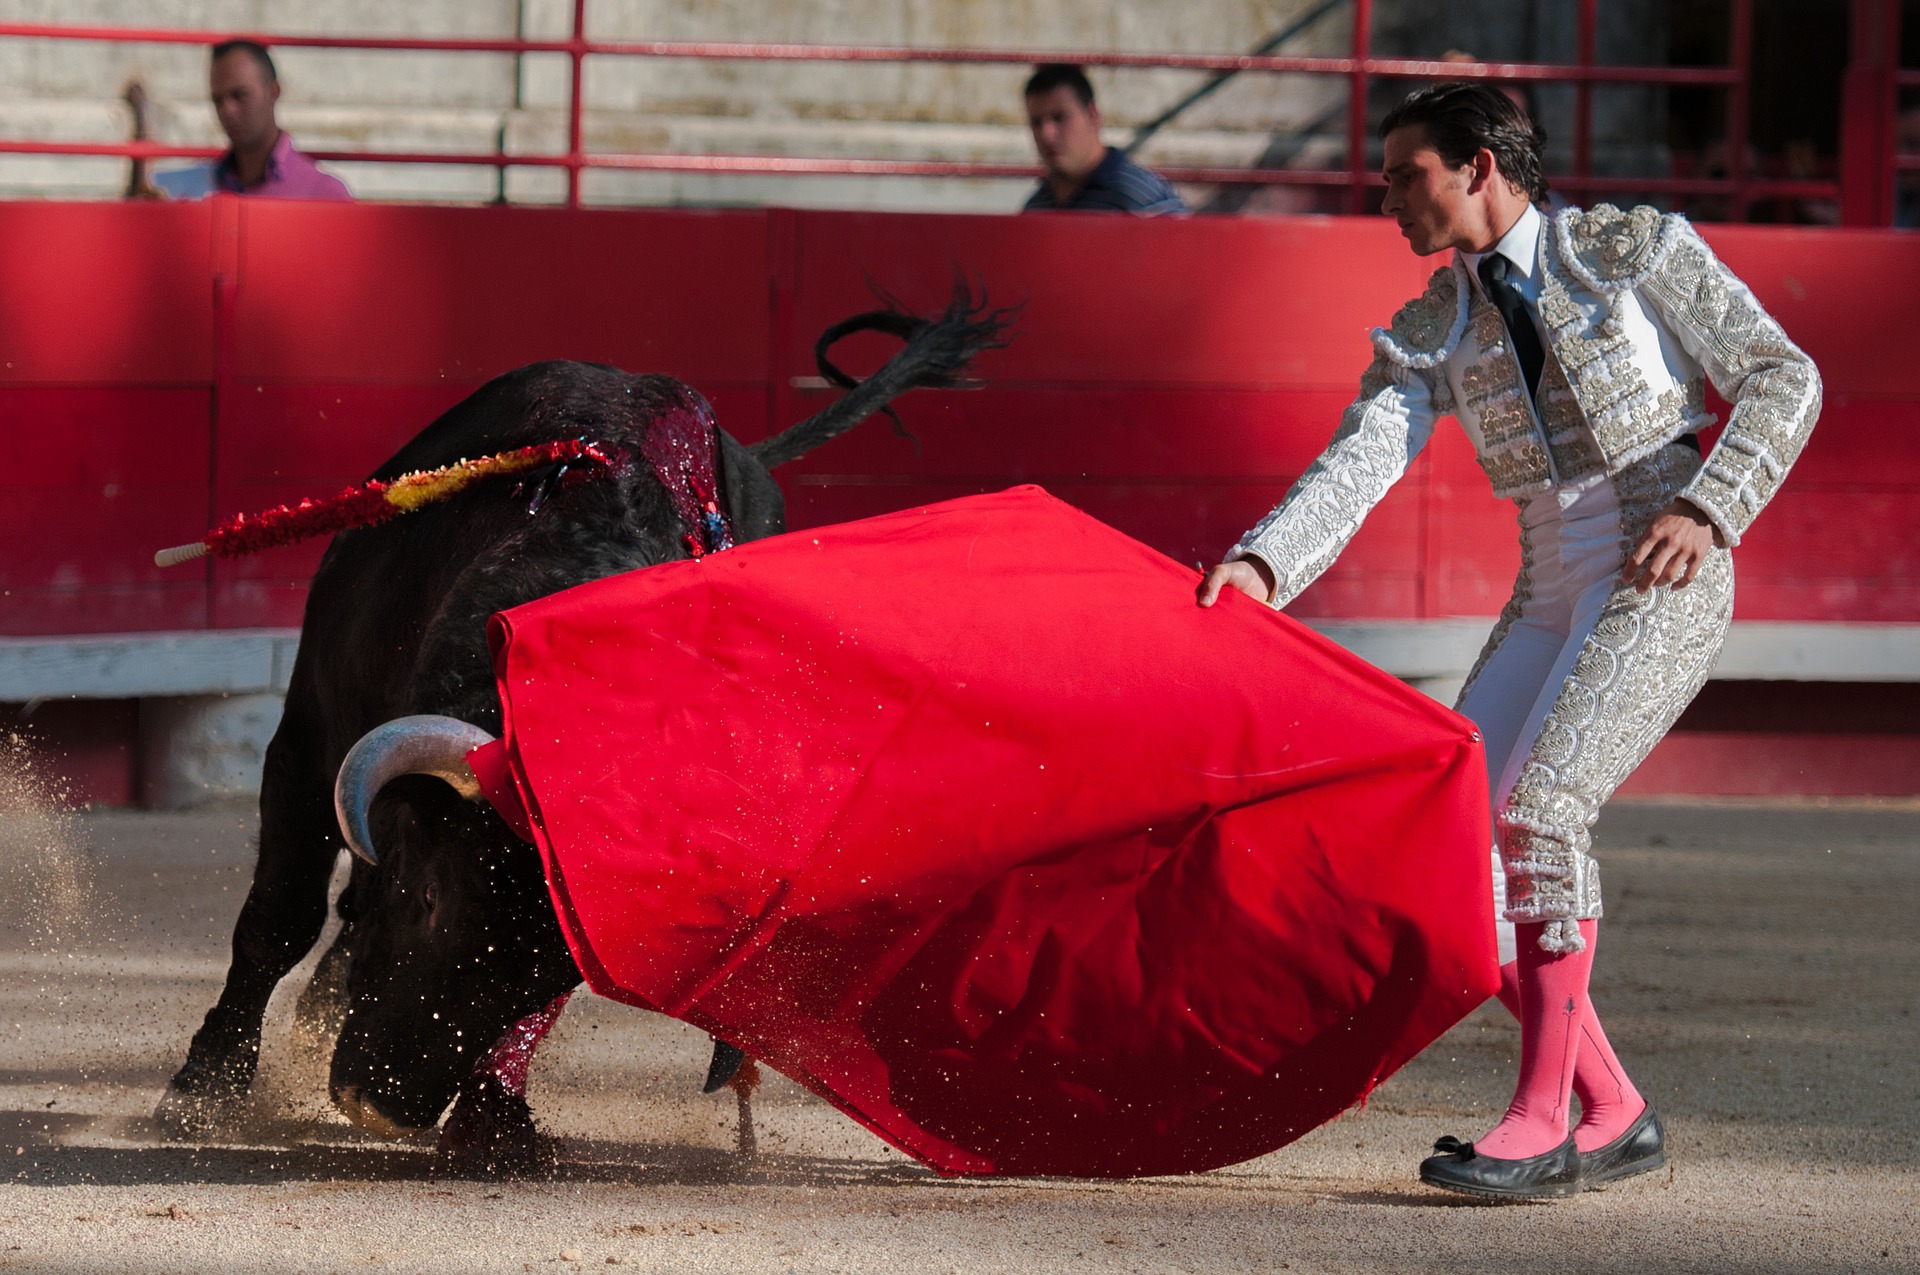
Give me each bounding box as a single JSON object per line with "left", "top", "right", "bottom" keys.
{"left": 1473, "top": 920, "right": 1589, "bottom": 1159}
{"left": 1492, "top": 920, "right": 1645, "bottom": 1153}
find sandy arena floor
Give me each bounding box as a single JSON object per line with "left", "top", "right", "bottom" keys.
{"left": 0, "top": 800, "right": 1913, "bottom": 1274}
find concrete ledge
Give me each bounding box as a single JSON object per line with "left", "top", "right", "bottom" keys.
{"left": 1704, "top": 622, "right": 1920, "bottom": 682}
{"left": 0, "top": 629, "right": 300, "bottom": 701}
{"left": 1305, "top": 620, "right": 1491, "bottom": 680}
{"left": 2, "top": 622, "right": 1917, "bottom": 705}
{"left": 1304, "top": 620, "right": 1920, "bottom": 683}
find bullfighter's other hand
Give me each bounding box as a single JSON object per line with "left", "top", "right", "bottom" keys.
{"left": 1623, "top": 498, "right": 1718, "bottom": 593}
{"left": 1197, "top": 558, "right": 1276, "bottom": 608}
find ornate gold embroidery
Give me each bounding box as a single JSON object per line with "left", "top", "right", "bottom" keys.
{"left": 1534, "top": 358, "right": 1606, "bottom": 484}
{"left": 1458, "top": 301, "right": 1559, "bottom": 496}
{"left": 1375, "top": 265, "right": 1466, "bottom": 365}
{"left": 1478, "top": 446, "right": 1552, "bottom": 495}
{"left": 1539, "top": 232, "right": 1665, "bottom": 456}
{"left": 1566, "top": 203, "right": 1665, "bottom": 283}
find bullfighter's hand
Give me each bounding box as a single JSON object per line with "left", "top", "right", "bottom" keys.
{"left": 1623, "top": 498, "right": 1719, "bottom": 593}
{"left": 1197, "top": 558, "right": 1276, "bottom": 608}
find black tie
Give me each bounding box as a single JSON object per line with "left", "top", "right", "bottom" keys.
{"left": 1479, "top": 254, "right": 1545, "bottom": 399}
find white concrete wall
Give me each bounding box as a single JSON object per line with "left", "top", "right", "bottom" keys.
{"left": 7, "top": 622, "right": 1916, "bottom": 807}
{"left": 0, "top": 0, "right": 1351, "bottom": 210}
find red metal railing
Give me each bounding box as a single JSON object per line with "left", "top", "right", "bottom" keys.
{"left": 0, "top": 3, "right": 1897, "bottom": 222}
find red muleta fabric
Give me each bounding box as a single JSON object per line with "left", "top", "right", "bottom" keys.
{"left": 473, "top": 486, "right": 1497, "bottom": 1177}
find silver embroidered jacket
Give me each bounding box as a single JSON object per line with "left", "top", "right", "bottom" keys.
{"left": 1232, "top": 204, "right": 1822, "bottom": 606}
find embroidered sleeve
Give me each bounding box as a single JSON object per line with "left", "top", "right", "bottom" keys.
{"left": 1636, "top": 220, "right": 1822, "bottom": 547}
{"left": 1229, "top": 352, "right": 1438, "bottom": 608}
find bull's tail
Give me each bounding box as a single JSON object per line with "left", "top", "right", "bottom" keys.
{"left": 747, "top": 281, "right": 1017, "bottom": 470}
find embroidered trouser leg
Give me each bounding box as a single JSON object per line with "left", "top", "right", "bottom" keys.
{"left": 1458, "top": 446, "right": 1734, "bottom": 952}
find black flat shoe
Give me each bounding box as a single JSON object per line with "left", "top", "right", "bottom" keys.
{"left": 1579, "top": 1103, "right": 1665, "bottom": 1189}
{"left": 1419, "top": 1133, "right": 1583, "bottom": 1200}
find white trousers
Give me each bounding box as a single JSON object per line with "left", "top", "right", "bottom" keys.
{"left": 1454, "top": 446, "right": 1734, "bottom": 958}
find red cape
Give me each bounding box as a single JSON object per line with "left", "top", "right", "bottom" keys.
{"left": 475, "top": 486, "right": 1497, "bottom": 1177}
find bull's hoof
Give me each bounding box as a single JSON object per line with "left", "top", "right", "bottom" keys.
{"left": 154, "top": 1052, "right": 256, "bottom": 1140}
{"left": 437, "top": 1072, "right": 557, "bottom": 1177}
{"left": 702, "top": 1040, "right": 746, "bottom": 1093}
{"left": 153, "top": 1082, "right": 245, "bottom": 1140}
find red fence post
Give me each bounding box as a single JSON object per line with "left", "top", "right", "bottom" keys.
{"left": 1840, "top": 0, "right": 1899, "bottom": 226}
{"left": 1574, "top": 0, "right": 1596, "bottom": 187}
{"left": 567, "top": 0, "right": 587, "bottom": 208}
{"left": 1726, "top": 0, "right": 1753, "bottom": 221}
{"left": 1347, "top": 0, "right": 1372, "bottom": 214}
{"left": 764, "top": 207, "right": 797, "bottom": 447}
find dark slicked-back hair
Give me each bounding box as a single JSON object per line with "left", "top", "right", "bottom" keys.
{"left": 1380, "top": 83, "right": 1549, "bottom": 206}
{"left": 211, "top": 38, "right": 278, "bottom": 84}
{"left": 1024, "top": 63, "right": 1095, "bottom": 108}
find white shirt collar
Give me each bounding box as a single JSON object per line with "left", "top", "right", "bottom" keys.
{"left": 1461, "top": 202, "right": 1542, "bottom": 289}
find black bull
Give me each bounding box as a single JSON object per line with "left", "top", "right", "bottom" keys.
{"left": 155, "top": 294, "right": 1010, "bottom": 1152}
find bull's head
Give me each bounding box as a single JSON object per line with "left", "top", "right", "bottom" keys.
{"left": 328, "top": 716, "right": 579, "bottom": 1136}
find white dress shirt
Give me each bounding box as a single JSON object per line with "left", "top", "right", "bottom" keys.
{"left": 1461, "top": 203, "right": 1549, "bottom": 351}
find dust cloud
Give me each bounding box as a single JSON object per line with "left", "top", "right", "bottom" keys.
{"left": 0, "top": 728, "right": 93, "bottom": 944}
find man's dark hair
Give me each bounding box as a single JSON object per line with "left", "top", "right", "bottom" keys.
{"left": 211, "top": 39, "right": 278, "bottom": 84}
{"left": 1380, "top": 83, "right": 1549, "bottom": 205}
{"left": 1024, "top": 63, "right": 1095, "bottom": 108}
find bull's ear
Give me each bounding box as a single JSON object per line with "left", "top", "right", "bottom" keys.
{"left": 335, "top": 716, "right": 495, "bottom": 866}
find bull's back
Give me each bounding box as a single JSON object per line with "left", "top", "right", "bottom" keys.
{"left": 286, "top": 368, "right": 698, "bottom": 760}
{"left": 276, "top": 361, "right": 778, "bottom": 773}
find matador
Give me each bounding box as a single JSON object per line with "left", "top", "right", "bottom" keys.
{"left": 1199, "top": 84, "right": 1820, "bottom": 1199}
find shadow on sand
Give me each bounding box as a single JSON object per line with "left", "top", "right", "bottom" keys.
{"left": 0, "top": 1102, "right": 952, "bottom": 1191}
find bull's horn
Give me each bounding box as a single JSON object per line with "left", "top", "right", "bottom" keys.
{"left": 334, "top": 715, "right": 496, "bottom": 866}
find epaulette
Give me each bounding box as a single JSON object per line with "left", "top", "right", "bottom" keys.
{"left": 1552, "top": 203, "right": 1688, "bottom": 295}
{"left": 1370, "top": 260, "right": 1469, "bottom": 369}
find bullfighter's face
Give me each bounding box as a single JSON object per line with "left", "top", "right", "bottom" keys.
{"left": 1381, "top": 124, "right": 1497, "bottom": 257}
{"left": 328, "top": 779, "right": 579, "bottom": 1137}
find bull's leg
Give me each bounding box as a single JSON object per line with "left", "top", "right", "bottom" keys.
{"left": 728, "top": 1058, "right": 761, "bottom": 1158}
{"left": 156, "top": 729, "right": 337, "bottom": 1137}
{"left": 438, "top": 992, "right": 572, "bottom": 1175}
{"left": 434, "top": 999, "right": 748, "bottom": 1174}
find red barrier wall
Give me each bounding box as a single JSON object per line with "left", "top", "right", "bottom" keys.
{"left": 4, "top": 198, "right": 1916, "bottom": 638}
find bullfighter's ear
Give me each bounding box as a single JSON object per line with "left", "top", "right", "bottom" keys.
{"left": 335, "top": 716, "right": 495, "bottom": 867}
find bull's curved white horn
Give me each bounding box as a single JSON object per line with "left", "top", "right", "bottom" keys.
{"left": 334, "top": 715, "right": 496, "bottom": 867}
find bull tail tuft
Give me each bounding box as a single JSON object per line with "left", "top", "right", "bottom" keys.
{"left": 748, "top": 279, "right": 1018, "bottom": 470}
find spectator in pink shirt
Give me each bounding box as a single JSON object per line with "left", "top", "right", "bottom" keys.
{"left": 147, "top": 40, "right": 351, "bottom": 201}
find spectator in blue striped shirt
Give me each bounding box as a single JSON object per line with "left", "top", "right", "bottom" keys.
{"left": 1021, "top": 64, "right": 1187, "bottom": 216}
